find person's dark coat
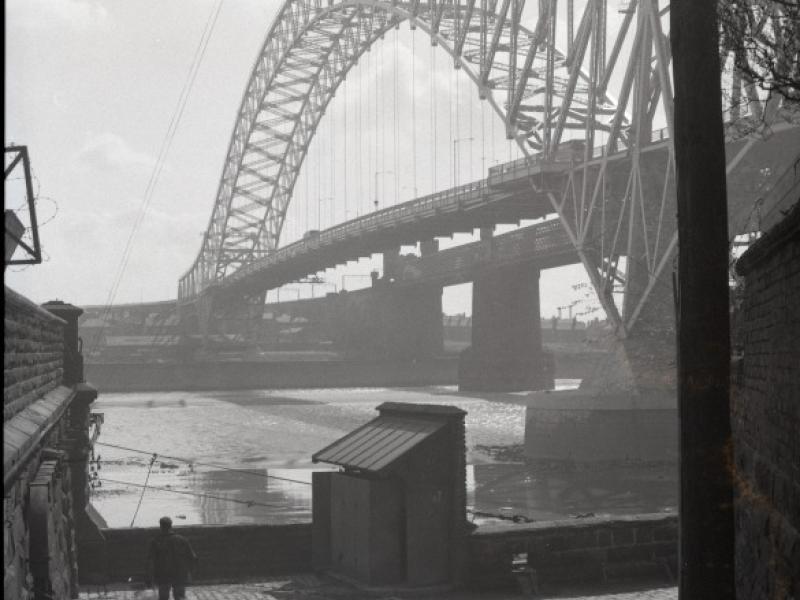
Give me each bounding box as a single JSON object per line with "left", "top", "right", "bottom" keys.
{"left": 147, "top": 531, "right": 197, "bottom": 584}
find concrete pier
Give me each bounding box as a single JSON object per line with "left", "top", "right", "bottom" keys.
{"left": 459, "top": 262, "right": 550, "bottom": 392}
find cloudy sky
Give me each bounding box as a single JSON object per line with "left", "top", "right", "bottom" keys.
{"left": 6, "top": 0, "right": 600, "bottom": 318}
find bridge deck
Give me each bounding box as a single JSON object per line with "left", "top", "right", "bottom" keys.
{"left": 213, "top": 175, "right": 566, "bottom": 298}
{"left": 389, "top": 219, "right": 576, "bottom": 288}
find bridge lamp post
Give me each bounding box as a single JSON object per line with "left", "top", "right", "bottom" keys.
{"left": 373, "top": 171, "right": 393, "bottom": 210}
{"left": 317, "top": 196, "right": 334, "bottom": 230}
{"left": 453, "top": 137, "right": 474, "bottom": 188}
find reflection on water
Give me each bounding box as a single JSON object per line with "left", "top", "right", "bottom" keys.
{"left": 91, "top": 383, "right": 676, "bottom": 528}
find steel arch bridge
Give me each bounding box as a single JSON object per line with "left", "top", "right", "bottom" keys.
{"left": 178, "top": 0, "right": 794, "bottom": 335}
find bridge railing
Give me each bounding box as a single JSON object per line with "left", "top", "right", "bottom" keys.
{"left": 224, "top": 178, "right": 491, "bottom": 287}
{"left": 490, "top": 129, "right": 673, "bottom": 175}
{"left": 651, "top": 126, "right": 670, "bottom": 143}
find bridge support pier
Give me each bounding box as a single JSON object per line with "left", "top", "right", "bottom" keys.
{"left": 326, "top": 241, "right": 443, "bottom": 361}
{"left": 420, "top": 238, "right": 439, "bottom": 256}
{"left": 376, "top": 283, "right": 443, "bottom": 360}
{"left": 382, "top": 245, "right": 403, "bottom": 282}
{"left": 332, "top": 283, "right": 443, "bottom": 361}
{"left": 459, "top": 262, "right": 552, "bottom": 392}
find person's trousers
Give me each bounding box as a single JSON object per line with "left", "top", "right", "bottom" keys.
{"left": 157, "top": 581, "right": 186, "bottom": 600}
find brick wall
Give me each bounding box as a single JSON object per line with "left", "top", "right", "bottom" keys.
{"left": 4, "top": 287, "right": 64, "bottom": 420}
{"left": 467, "top": 514, "right": 677, "bottom": 591}
{"left": 732, "top": 202, "right": 800, "bottom": 600}
{"left": 78, "top": 524, "right": 312, "bottom": 585}
{"left": 4, "top": 290, "right": 96, "bottom": 600}
{"left": 4, "top": 404, "right": 80, "bottom": 599}
{"left": 84, "top": 515, "right": 678, "bottom": 592}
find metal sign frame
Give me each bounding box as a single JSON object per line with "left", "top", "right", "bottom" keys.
{"left": 4, "top": 145, "right": 42, "bottom": 266}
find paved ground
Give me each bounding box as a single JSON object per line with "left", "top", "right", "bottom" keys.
{"left": 79, "top": 575, "right": 677, "bottom": 600}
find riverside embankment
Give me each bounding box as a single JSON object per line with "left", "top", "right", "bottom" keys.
{"left": 85, "top": 358, "right": 459, "bottom": 392}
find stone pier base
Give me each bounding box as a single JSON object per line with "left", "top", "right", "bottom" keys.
{"left": 524, "top": 390, "right": 677, "bottom": 463}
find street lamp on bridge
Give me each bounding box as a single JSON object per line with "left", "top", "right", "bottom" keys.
{"left": 373, "top": 171, "right": 393, "bottom": 210}
{"left": 317, "top": 196, "right": 334, "bottom": 229}
{"left": 453, "top": 137, "right": 474, "bottom": 188}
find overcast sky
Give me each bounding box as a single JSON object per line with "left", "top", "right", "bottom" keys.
{"left": 6, "top": 0, "right": 602, "bottom": 319}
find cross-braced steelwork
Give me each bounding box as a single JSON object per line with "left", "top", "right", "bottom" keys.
{"left": 179, "top": 0, "right": 796, "bottom": 336}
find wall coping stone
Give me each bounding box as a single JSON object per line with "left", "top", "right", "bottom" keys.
{"left": 472, "top": 513, "right": 677, "bottom": 537}
{"left": 4, "top": 385, "right": 75, "bottom": 491}
{"left": 736, "top": 199, "right": 800, "bottom": 276}
{"left": 103, "top": 522, "right": 310, "bottom": 534}
{"left": 377, "top": 402, "right": 468, "bottom": 417}
{"left": 4, "top": 285, "right": 67, "bottom": 327}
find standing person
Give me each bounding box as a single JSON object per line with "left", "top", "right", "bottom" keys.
{"left": 146, "top": 516, "right": 198, "bottom": 600}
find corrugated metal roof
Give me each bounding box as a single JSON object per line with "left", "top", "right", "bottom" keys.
{"left": 312, "top": 415, "right": 445, "bottom": 473}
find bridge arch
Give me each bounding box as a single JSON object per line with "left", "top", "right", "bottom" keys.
{"left": 180, "top": 0, "right": 623, "bottom": 301}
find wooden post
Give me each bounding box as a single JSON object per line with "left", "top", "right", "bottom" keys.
{"left": 671, "top": 1, "right": 735, "bottom": 598}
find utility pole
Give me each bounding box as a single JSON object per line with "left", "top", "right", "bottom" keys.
{"left": 671, "top": 1, "right": 735, "bottom": 598}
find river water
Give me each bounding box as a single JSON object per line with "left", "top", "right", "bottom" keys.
{"left": 89, "top": 384, "right": 677, "bottom": 528}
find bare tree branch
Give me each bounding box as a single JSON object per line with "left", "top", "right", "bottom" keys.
{"left": 718, "top": 0, "right": 800, "bottom": 104}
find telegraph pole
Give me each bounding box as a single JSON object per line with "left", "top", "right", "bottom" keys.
{"left": 671, "top": 1, "right": 735, "bottom": 598}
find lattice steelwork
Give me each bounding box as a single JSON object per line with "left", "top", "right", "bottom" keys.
{"left": 179, "top": 0, "right": 792, "bottom": 335}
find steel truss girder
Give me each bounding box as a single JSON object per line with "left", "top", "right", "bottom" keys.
{"left": 179, "top": 0, "right": 786, "bottom": 339}
{"left": 542, "top": 0, "right": 791, "bottom": 336}
{"left": 180, "top": 0, "right": 624, "bottom": 305}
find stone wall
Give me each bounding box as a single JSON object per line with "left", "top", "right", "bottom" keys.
{"left": 78, "top": 524, "right": 312, "bottom": 585}
{"left": 4, "top": 287, "right": 64, "bottom": 419}
{"left": 5, "top": 439, "right": 81, "bottom": 600}
{"left": 29, "top": 457, "right": 79, "bottom": 599}
{"left": 467, "top": 514, "right": 677, "bottom": 591}
{"left": 4, "top": 289, "right": 97, "bottom": 600}
{"left": 732, "top": 202, "right": 800, "bottom": 600}
{"left": 82, "top": 514, "right": 677, "bottom": 591}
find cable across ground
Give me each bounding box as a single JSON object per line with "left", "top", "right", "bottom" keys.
{"left": 95, "top": 441, "right": 313, "bottom": 486}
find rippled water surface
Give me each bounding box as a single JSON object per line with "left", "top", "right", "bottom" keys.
{"left": 90, "top": 384, "right": 676, "bottom": 528}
